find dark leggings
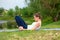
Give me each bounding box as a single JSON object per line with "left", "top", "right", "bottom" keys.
{"left": 15, "top": 16, "right": 27, "bottom": 29}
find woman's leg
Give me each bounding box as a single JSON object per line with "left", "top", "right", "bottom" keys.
{"left": 15, "top": 16, "right": 27, "bottom": 29}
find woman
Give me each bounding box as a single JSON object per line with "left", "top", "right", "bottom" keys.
{"left": 15, "top": 13, "right": 42, "bottom": 30}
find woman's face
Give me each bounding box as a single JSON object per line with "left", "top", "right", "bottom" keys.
{"left": 34, "top": 16, "right": 39, "bottom": 21}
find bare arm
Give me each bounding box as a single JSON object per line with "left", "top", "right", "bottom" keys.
{"left": 31, "top": 23, "right": 40, "bottom": 30}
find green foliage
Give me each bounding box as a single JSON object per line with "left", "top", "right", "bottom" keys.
{"left": 15, "top": 6, "right": 20, "bottom": 16}
{"left": 0, "top": 7, "right": 4, "bottom": 15}
{"left": 22, "top": 17, "right": 34, "bottom": 24}
{"left": 0, "top": 0, "right": 60, "bottom": 29}
{"left": 42, "top": 21, "right": 60, "bottom": 28}
{"left": 0, "top": 24, "right": 3, "bottom": 29}
{"left": 0, "top": 20, "right": 17, "bottom": 29}
{"left": 20, "top": 7, "right": 33, "bottom": 17}
{"left": 26, "top": 0, "right": 60, "bottom": 21}
{"left": 7, "top": 9, "right": 14, "bottom": 17}
{"left": 42, "top": 16, "right": 53, "bottom": 26}
{"left": 7, "top": 21, "right": 17, "bottom": 29}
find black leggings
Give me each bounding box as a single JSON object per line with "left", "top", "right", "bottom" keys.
{"left": 15, "top": 16, "right": 27, "bottom": 29}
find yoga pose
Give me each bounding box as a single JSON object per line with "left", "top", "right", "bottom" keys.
{"left": 15, "top": 12, "right": 41, "bottom": 30}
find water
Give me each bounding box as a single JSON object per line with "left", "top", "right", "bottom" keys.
{"left": 0, "top": 20, "right": 8, "bottom": 24}
{"left": 0, "top": 29, "right": 19, "bottom": 32}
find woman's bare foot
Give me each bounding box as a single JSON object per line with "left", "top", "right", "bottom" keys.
{"left": 19, "top": 26, "right": 24, "bottom": 30}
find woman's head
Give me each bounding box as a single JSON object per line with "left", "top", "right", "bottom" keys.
{"left": 34, "top": 12, "right": 42, "bottom": 21}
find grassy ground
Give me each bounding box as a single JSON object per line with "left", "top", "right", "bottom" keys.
{"left": 0, "top": 30, "right": 60, "bottom": 40}
{"left": 41, "top": 21, "right": 60, "bottom": 28}
{"left": 0, "top": 17, "right": 60, "bottom": 40}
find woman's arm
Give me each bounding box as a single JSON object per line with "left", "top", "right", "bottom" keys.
{"left": 31, "top": 23, "right": 40, "bottom": 30}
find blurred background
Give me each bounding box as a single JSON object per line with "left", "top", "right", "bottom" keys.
{"left": 0, "top": 0, "right": 60, "bottom": 40}
{"left": 0, "top": 0, "right": 60, "bottom": 29}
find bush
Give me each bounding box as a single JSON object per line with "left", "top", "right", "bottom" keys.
{"left": 7, "top": 20, "right": 17, "bottom": 29}
{"left": 0, "top": 24, "right": 3, "bottom": 29}
{"left": 0, "top": 23, "right": 7, "bottom": 29}
{"left": 0, "top": 20, "right": 17, "bottom": 29}
{"left": 42, "top": 17, "right": 53, "bottom": 26}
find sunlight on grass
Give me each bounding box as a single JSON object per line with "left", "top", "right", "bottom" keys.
{"left": 0, "top": 30, "right": 60, "bottom": 40}
{"left": 41, "top": 21, "right": 60, "bottom": 28}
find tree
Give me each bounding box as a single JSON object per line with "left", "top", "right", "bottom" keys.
{"left": 20, "top": 7, "right": 33, "bottom": 17}
{"left": 40, "top": 0, "right": 60, "bottom": 21}
{"left": 7, "top": 9, "right": 14, "bottom": 17}
{"left": 15, "top": 6, "right": 20, "bottom": 16}
{"left": 0, "top": 8, "right": 4, "bottom": 15}
{"left": 26, "top": 0, "right": 60, "bottom": 21}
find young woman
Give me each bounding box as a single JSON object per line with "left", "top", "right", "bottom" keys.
{"left": 15, "top": 13, "right": 42, "bottom": 30}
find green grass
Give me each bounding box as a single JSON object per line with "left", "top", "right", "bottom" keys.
{"left": 0, "top": 30, "right": 60, "bottom": 40}
{"left": 0, "top": 21, "right": 60, "bottom": 40}
{"left": 41, "top": 21, "right": 60, "bottom": 28}
{"left": 0, "top": 17, "right": 60, "bottom": 40}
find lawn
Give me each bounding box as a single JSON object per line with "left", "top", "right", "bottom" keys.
{"left": 0, "top": 30, "right": 60, "bottom": 40}
{"left": 41, "top": 21, "right": 60, "bottom": 28}
{"left": 0, "top": 19, "right": 60, "bottom": 40}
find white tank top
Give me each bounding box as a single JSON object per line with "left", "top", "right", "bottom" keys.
{"left": 27, "top": 21, "right": 41, "bottom": 30}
